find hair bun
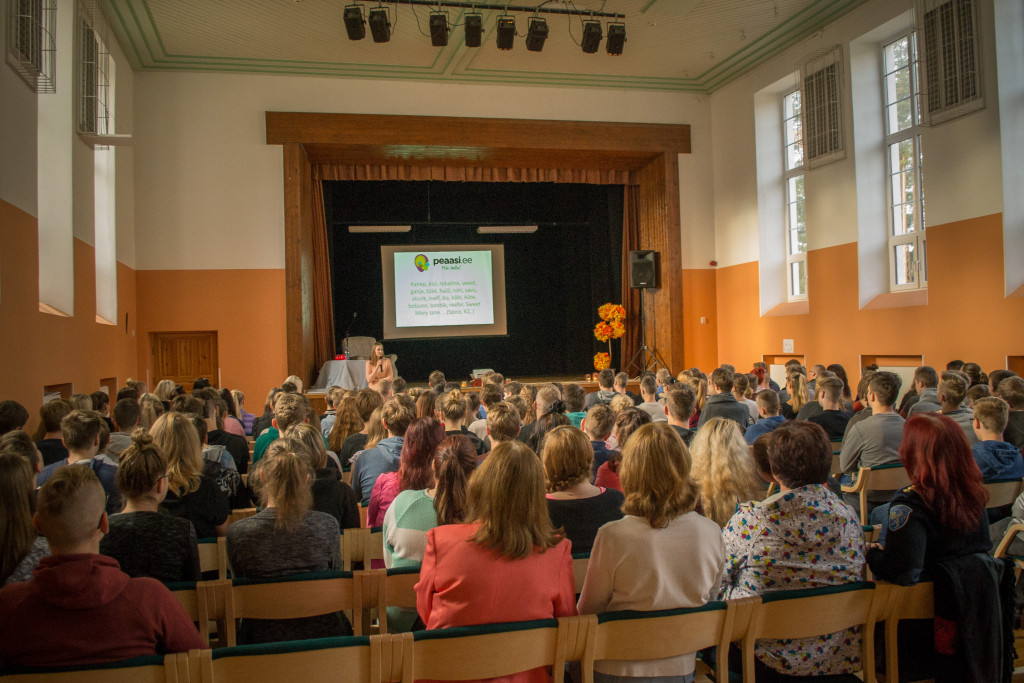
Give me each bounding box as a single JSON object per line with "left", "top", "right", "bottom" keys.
{"left": 547, "top": 400, "right": 566, "bottom": 416}
{"left": 130, "top": 428, "right": 153, "bottom": 447}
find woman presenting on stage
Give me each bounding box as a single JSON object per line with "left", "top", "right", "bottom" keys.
{"left": 366, "top": 343, "right": 394, "bottom": 391}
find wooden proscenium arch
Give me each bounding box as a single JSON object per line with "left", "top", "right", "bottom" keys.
{"left": 265, "top": 112, "right": 690, "bottom": 383}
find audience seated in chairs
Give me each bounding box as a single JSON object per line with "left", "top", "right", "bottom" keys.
{"left": 368, "top": 417, "right": 446, "bottom": 528}
{"left": 0, "top": 444, "right": 49, "bottom": 586}
{"left": 282, "top": 424, "right": 360, "bottom": 530}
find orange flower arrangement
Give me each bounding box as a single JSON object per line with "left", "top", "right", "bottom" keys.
{"left": 597, "top": 303, "right": 626, "bottom": 322}
{"left": 593, "top": 303, "right": 626, "bottom": 371}
{"left": 594, "top": 322, "right": 614, "bottom": 343}
{"left": 593, "top": 352, "right": 611, "bottom": 371}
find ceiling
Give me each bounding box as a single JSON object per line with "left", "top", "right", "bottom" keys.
{"left": 103, "top": 0, "right": 867, "bottom": 93}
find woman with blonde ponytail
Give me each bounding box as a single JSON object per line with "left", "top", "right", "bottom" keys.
{"left": 99, "top": 429, "right": 201, "bottom": 582}
{"left": 227, "top": 441, "right": 348, "bottom": 644}
{"left": 439, "top": 389, "right": 485, "bottom": 455}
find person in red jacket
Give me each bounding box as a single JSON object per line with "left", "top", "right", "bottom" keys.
{"left": 0, "top": 465, "right": 205, "bottom": 669}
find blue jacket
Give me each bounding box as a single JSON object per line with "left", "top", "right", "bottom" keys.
{"left": 352, "top": 436, "right": 404, "bottom": 503}
{"left": 972, "top": 440, "right": 1024, "bottom": 480}
{"left": 743, "top": 415, "right": 786, "bottom": 445}
{"left": 591, "top": 440, "right": 613, "bottom": 479}
{"left": 37, "top": 459, "right": 122, "bottom": 515}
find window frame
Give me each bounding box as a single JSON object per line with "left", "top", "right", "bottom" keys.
{"left": 782, "top": 88, "right": 807, "bottom": 302}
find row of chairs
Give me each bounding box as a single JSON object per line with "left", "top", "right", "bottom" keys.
{"left": 4, "top": 580, "right": 937, "bottom": 683}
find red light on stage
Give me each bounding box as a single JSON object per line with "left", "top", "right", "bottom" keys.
{"left": 335, "top": 354, "right": 347, "bottom": 360}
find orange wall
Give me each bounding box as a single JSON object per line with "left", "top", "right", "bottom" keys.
{"left": 715, "top": 213, "right": 1024, "bottom": 376}
{"left": 134, "top": 269, "right": 287, "bottom": 412}
{"left": 0, "top": 199, "right": 139, "bottom": 430}
{"left": 681, "top": 268, "right": 719, "bottom": 372}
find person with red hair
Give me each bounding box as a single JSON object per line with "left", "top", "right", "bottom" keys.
{"left": 367, "top": 417, "right": 446, "bottom": 527}
{"left": 866, "top": 413, "right": 991, "bottom": 585}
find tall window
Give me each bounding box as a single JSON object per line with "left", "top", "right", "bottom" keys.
{"left": 883, "top": 34, "right": 926, "bottom": 290}
{"left": 783, "top": 89, "right": 807, "bottom": 300}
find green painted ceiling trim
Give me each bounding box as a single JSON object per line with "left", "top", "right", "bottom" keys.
{"left": 106, "top": 1, "right": 148, "bottom": 67}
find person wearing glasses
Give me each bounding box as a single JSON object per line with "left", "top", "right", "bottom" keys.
{"left": 99, "top": 430, "right": 201, "bottom": 583}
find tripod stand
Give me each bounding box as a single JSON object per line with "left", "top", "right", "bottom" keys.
{"left": 624, "top": 288, "right": 669, "bottom": 377}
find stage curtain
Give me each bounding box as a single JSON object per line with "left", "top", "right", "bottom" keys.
{"left": 311, "top": 168, "right": 336, "bottom": 372}
{"left": 620, "top": 185, "right": 643, "bottom": 376}
{"left": 318, "top": 164, "right": 632, "bottom": 185}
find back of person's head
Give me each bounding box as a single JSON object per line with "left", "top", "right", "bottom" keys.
{"left": 376, "top": 379, "right": 392, "bottom": 397}
{"left": 751, "top": 433, "right": 774, "bottom": 482}
{"left": 219, "top": 388, "right": 239, "bottom": 418}
{"left": 596, "top": 368, "right": 614, "bottom": 389}
{"left": 505, "top": 394, "right": 528, "bottom": 420}
{"left": 535, "top": 384, "right": 561, "bottom": 415}
{"left": 113, "top": 398, "right": 141, "bottom": 431}
{"left": 938, "top": 372, "right": 968, "bottom": 408}
{"left": 583, "top": 403, "right": 615, "bottom": 440}
{"left": 613, "top": 407, "right": 653, "bottom": 450}
{"left": 542, "top": 426, "right": 593, "bottom": 493}
{"left": 689, "top": 417, "right": 762, "bottom": 526}
{"left": 150, "top": 412, "right": 202, "bottom": 495}
{"left": 155, "top": 379, "right": 177, "bottom": 402}
{"left": 868, "top": 372, "right": 901, "bottom": 407}
{"left": 439, "top": 389, "right": 467, "bottom": 424}
{"left": 529, "top": 411, "right": 571, "bottom": 453}
{"left": 116, "top": 430, "right": 168, "bottom": 501}
{"left": 825, "top": 364, "right": 852, "bottom": 399}
{"left": 664, "top": 384, "right": 697, "bottom": 422}
{"left": 786, "top": 374, "right": 809, "bottom": 410}
{"left": 755, "top": 389, "right": 780, "bottom": 415}
{"left": 0, "top": 400, "right": 29, "bottom": 434}
{"left": 966, "top": 383, "right": 991, "bottom": 407}
{"left": 818, "top": 377, "right": 844, "bottom": 404}
{"left": 398, "top": 417, "right": 446, "bottom": 491}
{"left": 856, "top": 371, "right": 877, "bottom": 401}
{"left": 364, "top": 407, "right": 387, "bottom": 450}
{"left": 35, "top": 465, "right": 105, "bottom": 552}
{"left": 988, "top": 369, "right": 1015, "bottom": 392}
{"left": 997, "top": 376, "right": 1024, "bottom": 409}
{"left": 391, "top": 377, "right": 407, "bottom": 394}
{"left": 328, "top": 396, "right": 363, "bottom": 453}
{"left": 38, "top": 399, "right": 72, "bottom": 435}
{"left": 285, "top": 375, "right": 304, "bottom": 394}
{"left": 139, "top": 394, "right": 165, "bottom": 430}
{"left": 609, "top": 393, "right": 635, "bottom": 412}
{"left": 255, "top": 442, "right": 313, "bottom": 531}
{"left": 353, "top": 388, "right": 384, "bottom": 422}
{"left": 325, "top": 386, "right": 343, "bottom": 409}
{"left": 613, "top": 371, "right": 629, "bottom": 389}
{"left": 900, "top": 413, "right": 987, "bottom": 533}
{"left": 192, "top": 378, "right": 211, "bottom": 391}
{"left": 784, "top": 359, "right": 802, "bottom": 370}
{"left": 0, "top": 452, "right": 38, "bottom": 583}
{"left": 286, "top": 423, "right": 330, "bottom": 470}
{"left": 768, "top": 421, "right": 832, "bottom": 488}
{"left": 272, "top": 392, "right": 307, "bottom": 432}
{"left": 973, "top": 397, "right": 1010, "bottom": 434}
{"left": 961, "top": 363, "right": 983, "bottom": 386}
{"left": 191, "top": 414, "right": 208, "bottom": 446}
{"left": 685, "top": 375, "right": 708, "bottom": 411}
{"left": 490, "top": 373, "right": 506, "bottom": 387}
{"left": 280, "top": 381, "right": 298, "bottom": 395}
{"left": 439, "top": 382, "right": 459, "bottom": 396}
{"left": 914, "top": 366, "right": 939, "bottom": 389}
{"left": 751, "top": 366, "right": 767, "bottom": 385}
{"left": 480, "top": 383, "right": 502, "bottom": 409}
{"left": 709, "top": 368, "right": 734, "bottom": 393}
{"left": 428, "top": 370, "right": 446, "bottom": 392}
{"left": 382, "top": 396, "right": 416, "bottom": 437}
{"left": 0, "top": 430, "right": 41, "bottom": 472}
{"left": 640, "top": 376, "right": 657, "bottom": 398}
{"left": 415, "top": 391, "right": 436, "bottom": 420}
{"left": 466, "top": 440, "right": 559, "bottom": 559}
{"left": 486, "top": 402, "right": 520, "bottom": 442}
{"left": 61, "top": 410, "right": 102, "bottom": 451}
{"left": 432, "top": 435, "right": 476, "bottom": 525}
{"left": 732, "top": 373, "right": 750, "bottom": 396}
{"left": 946, "top": 359, "right": 965, "bottom": 372}
{"left": 562, "top": 384, "right": 586, "bottom": 413}
{"left": 116, "top": 386, "right": 140, "bottom": 402}
{"left": 620, "top": 423, "right": 697, "bottom": 528}
{"left": 68, "top": 393, "right": 93, "bottom": 411}
{"left": 170, "top": 393, "right": 205, "bottom": 417}
{"left": 90, "top": 391, "right": 109, "bottom": 413}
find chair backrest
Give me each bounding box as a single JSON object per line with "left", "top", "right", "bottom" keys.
{"left": 343, "top": 527, "right": 384, "bottom": 571}
{"left": 1, "top": 654, "right": 187, "bottom": 683}
{"left": 983, "top": 478, "right": 1024, "bottom": 508}
{"left": 830, "top": 452, "right": 843, "bottom": 476}
{"left": 228, "top": 508, "right": 258, "bottom": 525}
{"left": 399, "top": 617, "right": 589, "bottom": 683}
{"left": 844, "top": 464, "right": 911, "bottom": 524}
{"left": 198, "top": 538, "right": 228, "bottom": 580}
{"left": 831, "top": 439, "right": 844, "bottom": 455}
{"left": 572, "top": 554, "right": 589, "bottom": 595}
{"left": 359, "top": 503, "right": 368, "bottom": 529}
{"left": 223, "top": 571, "right": 363, "bottom": 646}
{"left": 741, "top": 582, "right": 889, "bottom": 683}
{"left": 166, "top": 578, "right": 233, "bottom": 647}
{"left": 994, "top": 522, "right": 1024, "bottom": 560}
{"left": 345, "top": 336, "right": 377, "bottom": 360}
{"left": 342, "top": 465, "right": 353, "bottom": 486}
{"left": 880, "top": 582, "right": 934, "bottom": 683}
{"left": 197, "top": 635, "right": 376, "bottom": 683}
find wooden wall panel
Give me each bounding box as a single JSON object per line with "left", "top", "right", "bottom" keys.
{"left": 283, "top": 143, "right": 316, "bottom": 385}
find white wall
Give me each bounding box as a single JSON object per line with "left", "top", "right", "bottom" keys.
{"left": 131, "top": 71, "right": 713, "bottom": 270}
{"left": 0, "top": 5, "right": 38, "bottom": 216}
{"left": 709, "top": 0, "right": 1005, "bottom": 270}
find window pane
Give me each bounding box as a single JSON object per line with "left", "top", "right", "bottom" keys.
{"left": 894, "top": 243, "right": 918, "bottom": 286}
{"left": 895, "top": 97, "right": 913, "bottom": 131}
{"left": 791, "top": 260, "right": 807, "bottom": 297}
{"left": 884, "top": 37, "right": 910, "bottom": 74}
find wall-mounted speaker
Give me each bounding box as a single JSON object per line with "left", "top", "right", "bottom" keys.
{"left": 629, "top": 250, "right": 659, "bottom": 288}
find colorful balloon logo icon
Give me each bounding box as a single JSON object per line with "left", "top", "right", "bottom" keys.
{"left": 414, "top": 254, "right": 429, "bottom": 272}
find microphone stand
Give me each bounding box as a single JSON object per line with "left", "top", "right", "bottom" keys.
{"left": 341, "top": 312, "right": 357, "bottom": 357}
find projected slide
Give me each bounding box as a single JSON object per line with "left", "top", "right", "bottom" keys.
{"left": 381, "top": 244, "right": 507, "bottom": 340}
{"left": 394, "top": 251, "right": 494, "bottom": 327}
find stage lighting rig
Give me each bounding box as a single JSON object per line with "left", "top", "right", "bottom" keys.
{"left": 368, "top": 6, "right": 392, "bottom": 43}
{"left": 606, "top": 22, "right": 626, "bottom": 55}
{"left": 580, "top": 19, "right": 602, "bottom": 53}
{"left": 429, "top": 10, "right": 449, "bottom": 46}
{"left": 525, "top": 16, "right": 548, "bottom": 52}
{"left": 343, "top": 4, "right": 366, "bottom": 40}
{"left": 496, "top": 14, "right": 516, "bottom": 50}
{"left": 464, "top": 12, "right": 483, "bottom": 47}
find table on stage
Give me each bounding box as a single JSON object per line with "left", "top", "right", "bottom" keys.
{"left": 308, "top": 359, "right": 394, "bottom": 392}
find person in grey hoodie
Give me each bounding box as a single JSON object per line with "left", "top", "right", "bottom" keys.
{"left": 352, "top": 396, "right": 415, "bottom": 503}
{"left": 905, "top": 366, "right": 940, "bottom": 415}
{"left": 696, "top": 368, "right": 751, "bottom": 434}
{"left": 584, "top": 369, "right": 618, "bottom": 410}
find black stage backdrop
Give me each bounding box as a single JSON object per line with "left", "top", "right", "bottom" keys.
{"left": 324, "top": 181, "right": 623, "bottom": 382}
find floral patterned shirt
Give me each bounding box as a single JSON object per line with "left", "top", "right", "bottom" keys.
{"left": 719, "top": 484, "right": 866, "bottom": 676}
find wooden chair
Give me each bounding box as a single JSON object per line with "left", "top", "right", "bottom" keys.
{"left": 195, "top": 635, "right": 378, "bottom": 683}
{"left": 397, "top": 616, "right": 592, "bottom": 683}
{"left": 343, "top": 527, "right": 385, "bottom": 571}
{"left": 342, "top": 465, "right": 353, "bottom": 487}
{"left": 983, "top": 478, "right": 1024, "bottom": 509}
{"left": 1, "top": 653, "right": 194, "bottom": 683}
{"left": 222, "top": 571, "right": 366, "bottom": 646}
{"left": 841, "top": 464, "right": 911, "bottom": 525}
{"left": 168, "top": 578, "right": 232, "bottom": 647}
{"left": 831, "top": 452, "right": 844, "bottom": 477}
{"left": 994, "top": 522, "right": 1024, "bottom": 575}
{"left": 878, "top": 581, "right": 934, "bottom": 683}
{"left": 227, "top": 508, "right": 258, "bottom": 525}
{"left": 572, "top": 553, "right": 589, "bottom": 595}
{"left": 831, "top": 439, "right": 844, "bottom": 455}
{"left": 198, "top": 537, "right": 228, "bottom": 579}
{"left": 580, "top": 598, "right": 756, "bottom": 683}
{"left": 359, "top": 503, "right": 368, "bottom": 529}
{"left": 740, "top": 582, "right": 889, "bottom": 683}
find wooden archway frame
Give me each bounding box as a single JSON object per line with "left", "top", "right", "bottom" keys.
{"left": 266, "top": 112, "right": 689, "bottom": 380}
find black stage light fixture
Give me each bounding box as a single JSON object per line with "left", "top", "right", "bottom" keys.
{"left": 343, "top": 4, "right": 366, "bottom": 40}
{"left": 368, "top": 7, "right": 391, "bottom": 43}
{"left": 464, "top": 12, "right": 482, "bottom": 47}
{"left": 496, "top": 14, "right": 515, "bottom": 50}
{"left": 580, "top": 19, "right": 602, "bottom": 53}
{"left": 525, "top": 17, "right": 548, "bottom": 52}
{"left": 606, "top": 22, "right": 626, "bottom": 55}
{"left": 429, "top": 11, "right": 449, "bottom": 47}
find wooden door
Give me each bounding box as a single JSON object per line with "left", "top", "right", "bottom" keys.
{"left": 152, "top": 331, "right": 218, "bottom": 392}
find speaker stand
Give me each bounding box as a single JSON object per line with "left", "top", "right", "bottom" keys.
{"left": 624, "top": 287, "right": 669, "bottom": 377}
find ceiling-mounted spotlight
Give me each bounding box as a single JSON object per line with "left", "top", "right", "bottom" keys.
{"left": 429, "top": 10, "right": 449, "bottom": 47}
{"left": 580, "top": 19, "right": 602, "bottom": 53}
{"left": 343, "top": 4, "right": 366, "bottom": 40}
{"left": 606, "top": 22, "right": 626, "bottom": 55}
{"left": 526, "top": 16, "right": 548, "bottom": 52}
{"left": 368, "top": 6, "right": 391, "bottom": 43}
{"left": 464, "top": 12, "right": 482, "bottom": 47}
{"left": 496, "top": 14, "right": 515, "bottom": 50}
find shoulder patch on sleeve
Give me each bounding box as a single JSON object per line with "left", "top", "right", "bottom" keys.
{"left": 888, "top": 504, "right": 913, "bottom": 532}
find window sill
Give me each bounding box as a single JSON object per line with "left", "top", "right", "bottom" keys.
{"left": 764, "top": 300, "right": 810, "bottom": 317}
{"left": 861, "top": 289, "right": 928, "bottom": 310}
{"left": 39, "top": 302, "right": 72, "bottom": 317}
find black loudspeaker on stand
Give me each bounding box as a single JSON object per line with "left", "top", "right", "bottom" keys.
{"left": 625, "top": 250, "right": 669, "bottom": 376}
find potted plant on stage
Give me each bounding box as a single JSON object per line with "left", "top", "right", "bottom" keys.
{"left": 593, "top": 303, "right": 626, "bottom": 372}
